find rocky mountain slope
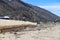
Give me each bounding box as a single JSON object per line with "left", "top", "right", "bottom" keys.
{"left": 0, "top": 0, "right": 60, "bottom": 23}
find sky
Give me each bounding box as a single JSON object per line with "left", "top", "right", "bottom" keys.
{"left": 22, "top": 0, "right": 60, "bottom": 17}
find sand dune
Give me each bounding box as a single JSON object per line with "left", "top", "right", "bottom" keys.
{"left": 0, "top": 19, "right": 37, "bottom": 30}
{"left": 0, "top": 19, "right": 37, "bottom": 26}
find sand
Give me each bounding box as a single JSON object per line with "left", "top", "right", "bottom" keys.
{"left": 0, "top": 19, "right": 37, "bottom": 26}
{"left": 0, "top": 19, "right": 37, "bottom": 30}
{"left": 0, "top": 23, "right": 60, "bottom": 40}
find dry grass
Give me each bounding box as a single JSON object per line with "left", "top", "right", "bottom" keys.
{"left": 36, "top": 22, "right": 56, "bottom": 30}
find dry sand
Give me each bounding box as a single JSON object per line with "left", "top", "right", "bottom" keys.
{"left": 0, "top": 19, "right": 37, "bottom": 30}
{"left": 0, "top": 19, "right": 60, "bottom": 40}
{"left": 0, "top": 24, "right": 60, "bottom": 40}
{"left": 0, "top": 19, "right": 37, "bottom": 26}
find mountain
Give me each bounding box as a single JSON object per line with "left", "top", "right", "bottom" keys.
{"left": 0, "top": 0, "right": 60, "bottom": 23}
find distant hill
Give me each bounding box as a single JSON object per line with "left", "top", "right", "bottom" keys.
{"left": 0, "top": 0, "right": 60, "bottom": 23}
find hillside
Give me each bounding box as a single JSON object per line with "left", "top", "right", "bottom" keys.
{"left": 0, "top": 0, "right": 60, "bottom": 23}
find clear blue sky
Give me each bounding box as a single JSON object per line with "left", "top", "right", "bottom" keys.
{"left": 22, "top": 0, "right": 60, "bottom": 16}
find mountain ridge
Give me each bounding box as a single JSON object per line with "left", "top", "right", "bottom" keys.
{"left": 0, "top": 0, "right": 60, "bottom": 23}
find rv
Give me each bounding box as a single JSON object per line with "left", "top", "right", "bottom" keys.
{"left": 0, "top": 16, "right": 9, "bottom": 19}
